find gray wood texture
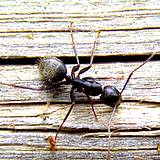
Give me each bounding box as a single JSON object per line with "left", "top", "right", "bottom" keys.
{"left": 0, "top": 0, "right": 160, "bottom": 159}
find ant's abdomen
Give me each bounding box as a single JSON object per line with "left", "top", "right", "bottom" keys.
{"left": 38, "top": 58, "right": 67, "bottom": 83}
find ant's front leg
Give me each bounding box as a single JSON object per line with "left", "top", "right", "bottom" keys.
{"left": 85, "top": 94, "right": 98, "bottom": 121}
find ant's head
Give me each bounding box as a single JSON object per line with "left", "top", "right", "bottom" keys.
{"left": 100, "top": 85, "right": 122, "bottom": 107}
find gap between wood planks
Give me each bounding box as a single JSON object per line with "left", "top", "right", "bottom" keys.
{"left": 0, "top": 26, "right": 160, "bottom": 33}
{"left": 0, "top": 54, "right": 159, "bottom": 65}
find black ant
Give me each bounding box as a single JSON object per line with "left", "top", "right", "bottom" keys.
{"left": 0, "top": 22, "right": 156, "bottom": 159}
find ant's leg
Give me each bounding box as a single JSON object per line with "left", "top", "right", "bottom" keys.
{"left": 107, "top": 104, "right": 119, "bottom": 160}
{"left": 120, "top": 52, "right": 156, "bottom": 94}
{"left": 85, "top": 94, "right": 98, "bottom": 121}
{"left": 89, "top": 31, "right": 101, "bottom": 66}
{"left": 69, "top": 22, "right": 80, "bottom": 78}
{"left": 106, "top": 52, "right": 156, "bottom": 159}
{"left": 69, "top": 22, "right": 80, "bottom": 66}
{"left": 0, "top": 81, "right": 67, "bottom": 91}
{"left": 49, "top": 86, "right": 76, "bottom": 151}
{"left": 77, "top": 31, "right": 101, "bottom": 77}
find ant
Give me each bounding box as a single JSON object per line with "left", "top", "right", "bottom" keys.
{"left": 0, "top": 22, "right": 156, "bottom": 159}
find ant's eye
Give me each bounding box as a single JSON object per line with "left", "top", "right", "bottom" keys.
{"left": 100, "top": 86, "right": 122, "bottom": 107}
{"left": 38, "top": 58, "right": 67, "bottom": 83}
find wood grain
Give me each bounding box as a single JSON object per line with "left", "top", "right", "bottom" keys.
{"left": 0, "top": 102, "right": 159, "bottom": 130}
{"left": 0, "top": 61, "right": 159, "bottom": 103}
{"left": 0, "top": 29, "right": 160, "bottom": 58}
{"left": 0, "top": 1, "right": 160, "bottom": 58}
{"left": 0, "top": 0, "right": 160, "bottom": 159}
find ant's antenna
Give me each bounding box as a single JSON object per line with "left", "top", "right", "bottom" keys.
{"left": 107, "top": 52, "right": 156, "bottom": 160}
{"left": 120, "top": 52, "right": 156, "bottom": 95}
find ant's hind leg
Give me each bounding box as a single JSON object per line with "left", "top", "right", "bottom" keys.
{"left": 77, "top": 31, "right": 101, "bottom": 77}
{"left": 69, "top": 22, "right": 80, "bottom": 66}
{"left": 69, "top": 22, "right": 80, "bottom": 78}
{"left": 48, "top": 86, "right": 76, "bottom": 151}
{"left": 0, "top": 81, "right": 67, "bottom": 91}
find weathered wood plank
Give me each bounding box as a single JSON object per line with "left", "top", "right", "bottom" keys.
{"left": 0, "top": 0, "right": 159, "bottom": 14}
{"left": 0, "top": 61, "right": 159, "bottom": 103}
{"left": 0, "top": 150, "right": 159, "bottom": 160}
{"left": 0, "top": 1, "right": 160, "bottom": 58}
{"left": 0, "top": 14, "right": 160, "bottom": 32}
{"left": 0, "top": 30, "right": 160, "bottom": 58}
{"left": 0, "top": 102, "right": 159, "bottom": 159}
{"left": 0, "top": 0, "right": 160, "bottom": 159}
{"left": 0, "top": 1, "right": 160, "bottom": 32}
{"left": 0, "top": 102, "right": 159, "bottom": 131}
{"left": 0, "top": 131, "right": 159, "bottom": 159}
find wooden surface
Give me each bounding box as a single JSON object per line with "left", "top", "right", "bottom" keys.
{"left": 0, "top": 0, "right": 160, "bottom": 159}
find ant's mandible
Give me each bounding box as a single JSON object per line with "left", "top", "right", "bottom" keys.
{"left": 0, "top": 22, "right": 156, "bottom": 159}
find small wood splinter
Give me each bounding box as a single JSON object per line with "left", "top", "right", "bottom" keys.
{"left": 48, "top": 135, "right": 57, "bottom": 151}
